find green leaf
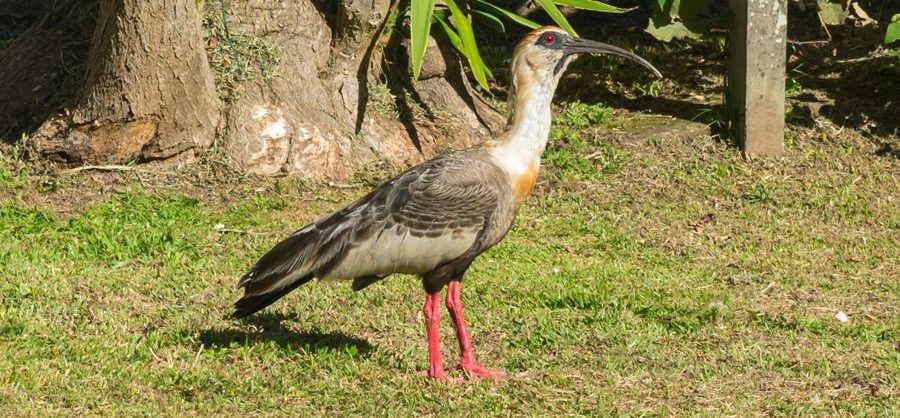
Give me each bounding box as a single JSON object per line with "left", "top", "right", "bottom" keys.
{"left": 645, "top": 16, "right": 701, "bottom": 42}
{"left": 645, "top": 0, "right": 709, "bottom": 42}
{"left": 553, "top": 0, "right": 629, "bottom": 14}
{"left": 652, "top": 0, "right": 708, "bottom": 27}
{"left": 534, "top": 0, "right": 579, "bottom": 36}
{"left": 474, "top": 1, "right": 541, "bottom": 29}
{"left": 473, "top": 9, "right": 505, "bottom": 32}
{"left": 410, "top": 0, "right": 436, "bottom": 80}
{"left": 433, "top": 11, "right": 464, "bottom": 53}
{"left": 886, "top": 14, "right": 900, "bottom": 44}
{"left": 817, "top": 0, "right": 848, "bottom": 26}
{"left": 654, "top": 0, "right": 680, "bottom": 17}
{"left": 445, "top": 0, "right": 491, "bottom": 90}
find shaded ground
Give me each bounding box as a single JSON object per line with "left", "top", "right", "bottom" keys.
{"left": 782, "top": 2, "right": 899, "bottom": 138}
{"left": 542, "top": 1, "right": 898, "bottom": 140}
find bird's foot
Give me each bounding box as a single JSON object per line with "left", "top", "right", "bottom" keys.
{"left": 457, "top": 360, "right": 505, "bottom": 381}
{"left": 419, "top": 368, "right": 462, "bottom": 383}
{"left": 428, "top": 368, "right": 448, "bottom": 380}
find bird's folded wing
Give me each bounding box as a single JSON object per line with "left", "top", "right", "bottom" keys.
{"left": 315, "top": 153, "right": 504, "bottom": 279}
{"left": 384, "top": 154, "right": 501, "bottom": 236}
{"left": 235, "top": 152, "right": 504, "bottom": 297}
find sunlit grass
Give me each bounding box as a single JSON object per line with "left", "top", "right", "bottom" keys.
{"left": 0, "top": 116, "right": 897, "bottom": 415}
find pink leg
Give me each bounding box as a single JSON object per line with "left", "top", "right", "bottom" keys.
{"left": 423, "top": 291, "right": 447, "bottom": 380}
{"left": 445, "top": 281, "right": 505, "bottom": 380}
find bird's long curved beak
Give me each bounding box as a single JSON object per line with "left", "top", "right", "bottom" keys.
{"left": 563, "top": 38, "right": 662, "bottom": 78}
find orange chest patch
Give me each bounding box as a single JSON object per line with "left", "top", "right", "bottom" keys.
{"left": 511, "top": 162, "right": 540, "bottom": 205}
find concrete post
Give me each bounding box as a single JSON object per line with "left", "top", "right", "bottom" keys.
{"left": 728, "top": 0, "right": 788, "bottom": 157}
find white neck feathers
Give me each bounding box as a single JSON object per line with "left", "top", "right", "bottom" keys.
{"left": 488, "top": 67, "right": 557, "bottom": 177}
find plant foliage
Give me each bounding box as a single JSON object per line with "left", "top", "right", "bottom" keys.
{"left": 407, "top": 0, "right": 629, "bottom": 90}
{"left": 410, "top": 0, "right": 436, "bottom": 80}
{"left": 886, "top": 14, "right": 900, "bottom": 44}
{"left": 644, "top": 0, "right": 708, "bottom": 42}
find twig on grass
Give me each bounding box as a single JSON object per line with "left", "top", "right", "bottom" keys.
{"left": 62, "top": 165, "right": 164, "bottom": 175}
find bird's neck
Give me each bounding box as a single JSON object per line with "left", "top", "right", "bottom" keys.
{"left": 489, "top": 85, "right": 554, "bottom": 166}
{"left": 487, "top": 80, "right": 556, "bottom": 204}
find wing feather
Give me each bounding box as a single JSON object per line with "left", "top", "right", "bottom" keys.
{"left": 318, "top": 153, "right": 502, "bottom": 280}
{"left": 233, "top": 150, "right": 506, "bottom": 317}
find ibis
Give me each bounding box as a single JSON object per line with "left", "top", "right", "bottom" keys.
{"left": 232, "top": 26, "right": 661, "bottom": 380}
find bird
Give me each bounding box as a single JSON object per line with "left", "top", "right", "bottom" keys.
{"left": 231, "top": 26, "right": 661, "bottom": 380}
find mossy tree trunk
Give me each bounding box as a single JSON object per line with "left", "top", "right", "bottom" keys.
{"left": 29, "top": 0, "right": 220, "bottom": 164}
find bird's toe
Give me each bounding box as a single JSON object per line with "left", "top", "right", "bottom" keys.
{"left": 419, "top": 368, "right": 464, "bottom": 383}
{"left": 458, "top": 362, "right": 505, "bottom": 381}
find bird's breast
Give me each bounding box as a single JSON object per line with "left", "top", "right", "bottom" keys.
{"left": 510, "top": 160, "right": 540, "bottom": 205}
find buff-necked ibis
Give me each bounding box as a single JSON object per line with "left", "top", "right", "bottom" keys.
{"left": 232, "top": 26, "right": 661, "bottom": 380}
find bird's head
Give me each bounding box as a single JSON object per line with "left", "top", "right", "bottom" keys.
{"left": 510, "top": 26, "right": 662, "bottom": 95}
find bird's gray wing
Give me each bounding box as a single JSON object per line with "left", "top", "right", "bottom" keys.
{"left": 317, "top": 153, "right": 504, "bottom": 283}
{"left": 233, "top": 152, "right": 504, "bottom": 318}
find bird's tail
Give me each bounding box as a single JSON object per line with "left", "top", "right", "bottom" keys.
{"left": 232, "top": 270, "right": 314, "bottom": 319}
{"left": 231, "top": 217, "right": 352, "bottom": 319}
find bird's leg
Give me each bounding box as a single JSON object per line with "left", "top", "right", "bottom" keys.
{"left": 445, "top": 281, "right": 505, "bottom": 380}
{"left": 423, "top": 291, "right": 447, "bottom": 380}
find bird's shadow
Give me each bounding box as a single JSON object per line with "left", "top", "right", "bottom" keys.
{"left": 197, "top": 312, "right": 374, "bottom": 356}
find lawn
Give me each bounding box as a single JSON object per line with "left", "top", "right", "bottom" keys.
{"left": 0, "top": 108, "right": 897, "bottom": 416}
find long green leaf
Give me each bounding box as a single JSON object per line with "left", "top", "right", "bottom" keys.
{"left": 433, "top": 11, "right": 464, "bottom": 53}
{"left": 473, "top": 9, "right": 506, "bottom": 32}
{"left": 553, "top": 0, "right": 631, "bottom": 13}
{"left": 474, "top": 1, "right": 541, "bottom": 29}
{"left": 445, "top": 0, "right": 491, "bottom": 90}
{"left": 410, "top": 0, "right": 436, "bottom": 80}
{"left": 534, "top": 0, "right": 578, "bottom": 36}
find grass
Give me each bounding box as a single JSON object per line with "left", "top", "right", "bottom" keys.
{"left": 544, "top": 101, "right": 624, "bottom": 180}
{"left": 0, "top": 113, "right": 898, "bottom": 415}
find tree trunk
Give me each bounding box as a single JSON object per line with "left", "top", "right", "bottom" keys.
{"left": 0, "top": 0, "right": 97, "bottom": 138}
{"left": 29, "top": 0, "right": 220, "bottom": 164}
{"left": 2, "top": 0, "right": 502, "bottom": 179}
{"left": 219, "top": 0, "right": 502, "bottom": 179}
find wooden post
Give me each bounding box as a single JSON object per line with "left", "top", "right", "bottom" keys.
{"left": 728, "top": 0, "right": 787, "bottom": 157}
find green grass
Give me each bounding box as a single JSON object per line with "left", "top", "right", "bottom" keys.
{"left": 0, "top": 120, "right": 898, "bottom": 415}
{"left": 544, "top": 101, "right": 625, "bottom": 180}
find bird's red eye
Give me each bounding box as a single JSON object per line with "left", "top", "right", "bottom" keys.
{"left": 542, "top": 34, "right": 555, "bottom": 44}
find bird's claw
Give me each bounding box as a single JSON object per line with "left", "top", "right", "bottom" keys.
{"left": 457, "top": 361, "right": 505, "bottom": 381}
{"left": 420, "top": 368, "right": 463, "bottom": 383}
{"left": 418, "top": 364, "right": 503, "bottom": 382}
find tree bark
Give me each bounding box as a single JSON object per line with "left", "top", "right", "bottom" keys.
{"left": 220, "top": 0, "right": 502, "bottom": 180}
{"left": 29, "top": 0, "right": 221, "bottom": 164}
{"left": 3, "top": 0, "right": 501, "bottom": 179}
{"left": 0, "top": 0, "right": 97, "bottom": 138}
